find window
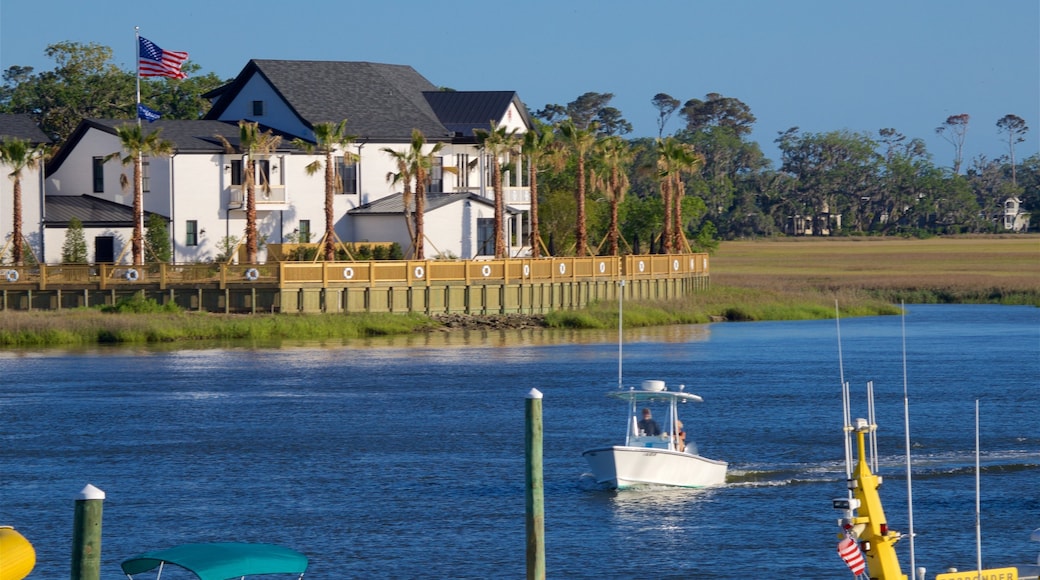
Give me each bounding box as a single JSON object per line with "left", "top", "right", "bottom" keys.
{"left": 142, "top": 160, "right": 150, "bottom": 193}
{"left": 92, "top": 157, "right": 104, "bottom": 192}
{"left": 299, "top": 220, "right": 311, "bottom": 243}
{"left": 230, "top": 159, "right": 243, "bottom": 186}
{"left": 336, "top": 156, "right": 358, "bottom": 194}
{"left": 428, "top": 157, "right": 443, "bottom": 193}
{"left": 252, "top": 100, "right": 265, "bottom": 116}
{"left": 455, "top": 154, "right": 469, "bottom": 188}
{"left": 185, "top": 220, "right": 198, "bottom": 246}
{"left": 477, "top": 217, "right": 495, "bottom": 256}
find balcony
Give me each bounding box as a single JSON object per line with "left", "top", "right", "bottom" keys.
{"left": 227, "top": 185, "right": 288, "bottom": 210}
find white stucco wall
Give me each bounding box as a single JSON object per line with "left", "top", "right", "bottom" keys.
{"left": 0, "top": 159, "right": 45, "bottom": 263}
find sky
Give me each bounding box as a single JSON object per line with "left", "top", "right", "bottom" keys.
{"left": 1, "top": 0, "right": 1038, "bottom": 169}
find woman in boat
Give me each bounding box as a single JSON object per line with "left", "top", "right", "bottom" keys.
{"left": 675, "top": 419, "right": 686, "bottom": 452}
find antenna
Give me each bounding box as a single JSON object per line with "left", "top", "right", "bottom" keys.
{"left": 617, "top": 279, "right": 625, "bottom": 390}
{"left": 901, "top": 302, "right": 917, "bottom": 575}
{"left": 837, "top": 301, "right": 853, "bottom": 483}
{"left": 975, "top": 399, "right": 982, "bottom": 574}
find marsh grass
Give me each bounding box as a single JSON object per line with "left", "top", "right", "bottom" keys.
{"left": 711, "top": 235, "right": 1040, "bottom": 305}
{"left": 0, "top": 309, "right": 433, "bottom": 347}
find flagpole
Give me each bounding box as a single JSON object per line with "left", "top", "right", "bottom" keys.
{"left": 135, "top": 27, "right": 142, "bottom": 127}
{"left": 134, "top": 27, "right": 143, "bottom": 265}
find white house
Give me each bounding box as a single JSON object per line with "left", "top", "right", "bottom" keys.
{"left": 0, "top": 114, "right": 50, "bottom": 264}
{"left": 41, "top": 60, "right": 533, "bottom": 264}
{"left": 1001, "top": 197, "right": 1031, "bottom": 232}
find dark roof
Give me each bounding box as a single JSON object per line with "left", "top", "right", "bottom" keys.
{"left": 423, "top": 91, "right": 532, "bottom": 137}
{"left": 0, "top": 114, "right": 51, "bottom": 144}
{"left": 205, "top": 60, "right": 452, "bottom": 141}
{"left": 45, "top": 194, "right": 166, "bottom": 228}
{"left": 47, "top": 119, "right": 299, "bottom": 175}
{"left": 348, "top": 191, "right": 517, "bottom": 215}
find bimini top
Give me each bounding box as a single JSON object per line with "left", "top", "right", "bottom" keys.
{"left": 121, "top": 542, "right": 308, "bottom": 580}
{"left": 607, "top": 380, "right": 704, "bottom": 404}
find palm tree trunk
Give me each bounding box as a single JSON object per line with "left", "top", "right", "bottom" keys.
{"left": 414, "top": 169, "right": 426, "bottom": 260}
{"left": 12, "top": 177, "right": 23, "bottom": 265}
{"left": 661, "top": 176, "right": 673, "bottom": 254}
{"left": 529, "top": 164, "right": 540, "bottom": 259}
{"left": 245, "top": 159, "right": 257, "bottom": 263}
{"left": 133, "top": 155, "right": 144, "bottom": 265}
{"left": 575, "top": 156, "right": 588, "bottom": 256}
{"left": 493, "top": 159, "right": 504, "bottom": 258}
{"left": 324, "top": 150, "right": 336, "bottom": 261}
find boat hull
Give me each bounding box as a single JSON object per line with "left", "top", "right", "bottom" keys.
{"left": 582, "top": 446, "right": 728, "bottom": 490}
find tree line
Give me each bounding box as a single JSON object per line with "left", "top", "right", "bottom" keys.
{"left": 2, "top": 43, "right": 1035, "bottom": 266}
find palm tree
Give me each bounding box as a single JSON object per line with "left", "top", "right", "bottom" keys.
{"left": 655, "top": 138, "right": 702, "bottom": 253}
{"left": 293, "top": 120, "right": 357, "bottom": 261}
{"left": 655, "top": 138, "right": 676, "bottom": 254}
{"left": 522, "top": 122, "right": 560, "bottom": 258}
{"left": 0, "top": 137, "right": 46, "bottom": 266}
{"left": 217, "top": 121, "right": 282, "bottom": 264}
{"left": 558, "top": 119, "right": 598, "bottom": 256}
{"left": 475, "top": 121, "right": 521, "bottom": 258}
{"left": 383, "top": 130, "right": 453, "bottom": 259}
{"left": 108, "top": 124, "right": 173, "bottom": 265}
{"left": 591, "top": 136, "right": 632, "bottom": 256}
{"left": 382, "top": 147, "right": 416, "bottom": 256}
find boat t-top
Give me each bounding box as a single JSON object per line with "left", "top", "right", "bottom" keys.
{"left": 582, "top": 379, "right": 728, "bottom": 490}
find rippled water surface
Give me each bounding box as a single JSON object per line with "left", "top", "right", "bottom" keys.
{"left": 1, "top": 304, "right": 1038, "bottom": 578}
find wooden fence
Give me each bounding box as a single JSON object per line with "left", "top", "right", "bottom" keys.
{"left": 0, "top": 254, "right": 710, "bottom": 314}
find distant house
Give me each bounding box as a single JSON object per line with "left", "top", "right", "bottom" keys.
{"left": 1001, "top": 197, "right": 1031, "bottom": 232}
{"left": 39, "top": 60, "right": 533, "bottom": 264}
{"left": 0, "top": 114, "right": 51, "bottom": 263}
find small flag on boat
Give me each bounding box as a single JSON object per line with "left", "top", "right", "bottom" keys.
{"left": 838, "top": 537, "right": 866, "bottom": 576}
{"left": 137, "top": 103, "right": 161, "bottom": 122}
{"left": 138, "top": 36, "right": 188, "bottom": 79}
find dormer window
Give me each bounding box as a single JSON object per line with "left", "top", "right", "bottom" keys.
{"left": 252, "top": 100, "right": 265, "bottom": 116}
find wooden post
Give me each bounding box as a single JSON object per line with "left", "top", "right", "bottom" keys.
{"left": 525, "top": 388, "right": 545, "bottom": 580}
{"left": 70, "top": 483, "right": 104, "bottom": 580}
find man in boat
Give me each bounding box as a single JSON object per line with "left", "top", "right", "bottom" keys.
{"left": 638, "top": 408, "right": 661, "bottom": 436}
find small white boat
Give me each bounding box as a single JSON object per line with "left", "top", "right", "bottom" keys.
{"left": 582, "top": 379, "right": 728, "bottom": 490}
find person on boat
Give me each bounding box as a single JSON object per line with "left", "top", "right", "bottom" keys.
{"left": 675, "top": 419, "right": 686, "bottom": 452}
{"left": 637, "top": 408, "right": 661, "bottom": 436}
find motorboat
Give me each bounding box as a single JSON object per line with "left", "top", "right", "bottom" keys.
{"left": 582, "top": 379, "right": 728, "bottom": 490}
{"left": 121, "top": 542, "right": 308, "bottom": 580}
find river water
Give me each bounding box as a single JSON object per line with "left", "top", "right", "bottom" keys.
{"left": 1, "top": 304, "right": 1038, "bottom": 579}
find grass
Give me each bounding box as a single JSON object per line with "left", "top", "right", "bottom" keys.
{"left": 709, "top": 235, "right": 1040, "bottom": 305}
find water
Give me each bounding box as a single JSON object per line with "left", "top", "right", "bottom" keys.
{"left": 1, "top": 304, "right": 1038, "bottom": 578}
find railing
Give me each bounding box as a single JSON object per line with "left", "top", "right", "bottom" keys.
{"left": 227, "top": 185, "right": 288, "bottom": 208}
{"left": 0, "top": 254, "right": 708, "bottom": 290}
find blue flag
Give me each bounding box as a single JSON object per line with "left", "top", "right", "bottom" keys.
{"left": 137, "top": 103, "right": 161, "bottom": 122}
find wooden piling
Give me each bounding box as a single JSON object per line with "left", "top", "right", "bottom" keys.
{"left": 70, "top": 483, "right": 104, "bottom": 580}
{"left": 525, "top": 388, "right": 545, "bottom": 580}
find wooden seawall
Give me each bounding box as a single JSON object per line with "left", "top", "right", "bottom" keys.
{"left": 0, "top": 254, "right": 709, "bottom": 314}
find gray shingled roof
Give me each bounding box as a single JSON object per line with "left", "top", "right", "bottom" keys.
{"left": 45, "top": 195, "right": 165, "bottom": 227}
{"left": 349, "top": 191, "right": 517, "bottom": 215}
{"left": 423, "top": 91, "right": 530, "bottom": 137}
{"left": 206, "top": 60, "right": 452, "bottom": 141}
{"left": 47, "top": 119, "right": 299, "bottom": 174}
{"left": 0, "top": 114, "right": 51, "bottom": 144}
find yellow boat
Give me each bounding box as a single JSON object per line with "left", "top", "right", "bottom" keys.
{"left": 0, "top": 526, "right": 35, "bottom": 580}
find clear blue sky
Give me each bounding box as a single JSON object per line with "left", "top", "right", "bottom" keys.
{"left": 2, "top": 0, "right": 1037, "bottom": 168}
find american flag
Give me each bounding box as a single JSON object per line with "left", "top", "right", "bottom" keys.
{"left": 138, "top": 36, "right": 188, "bottom": 79}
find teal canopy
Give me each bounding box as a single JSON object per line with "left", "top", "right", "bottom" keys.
{"left": 121, "top": 542, "right": 308, "bottom": 579}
